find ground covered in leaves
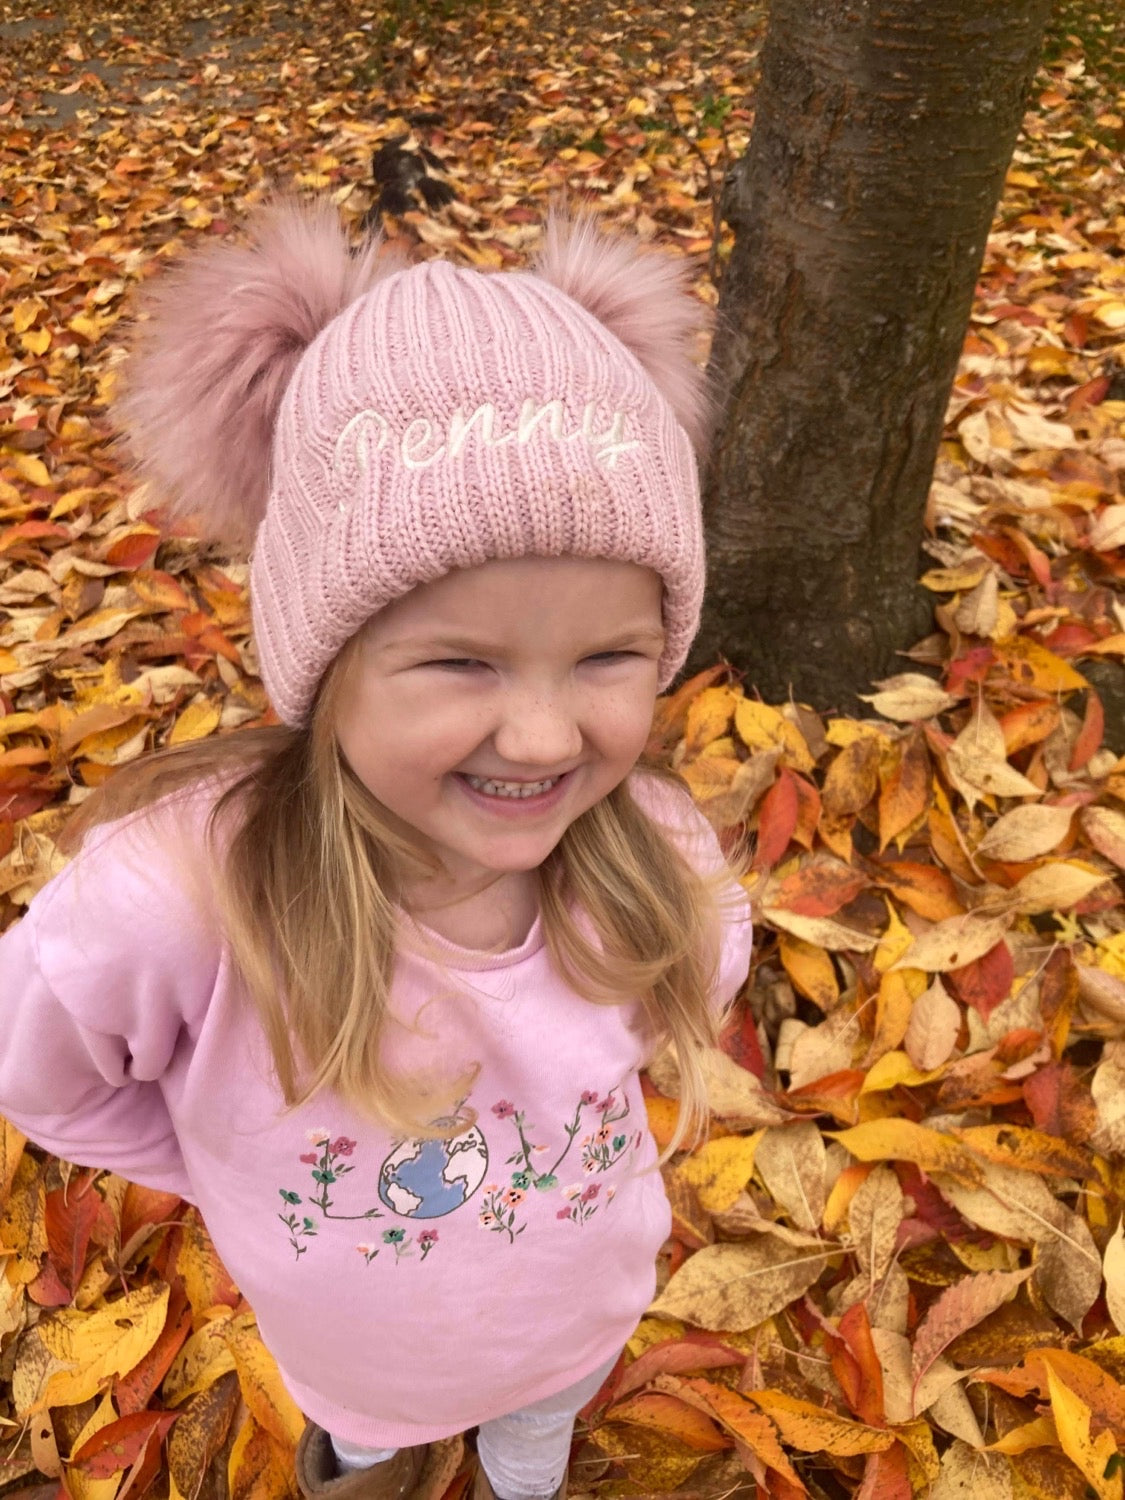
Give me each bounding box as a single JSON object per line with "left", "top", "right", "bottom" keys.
{"left": 2, "top": 1, "right": 1125, "bottom": 1497}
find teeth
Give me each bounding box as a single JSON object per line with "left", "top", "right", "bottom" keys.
{"left": 464, "top": 774, "right": 562, "bottom": 799}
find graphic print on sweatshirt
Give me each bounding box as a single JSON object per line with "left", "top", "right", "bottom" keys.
{"left": 275, "top": 1084, "right": 644, "bottom": 1265}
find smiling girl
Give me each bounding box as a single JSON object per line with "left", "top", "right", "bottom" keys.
{"left": 0, "top": 198, "right": 752, "bottom": 1500}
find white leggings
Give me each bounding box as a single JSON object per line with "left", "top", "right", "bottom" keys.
{"left": 329, "top": 1353, "right": 619, "bottom": 1500}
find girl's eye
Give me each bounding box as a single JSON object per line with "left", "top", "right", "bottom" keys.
{"left": 426, "top": 659, "right": 483, "bottom": 670}
{"left": 584, "top": 651, "right": 635, "bottom": 663}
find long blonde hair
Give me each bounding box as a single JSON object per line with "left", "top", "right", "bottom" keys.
{"left": 62, "top": 632, "right": 744, "bottom": 1155}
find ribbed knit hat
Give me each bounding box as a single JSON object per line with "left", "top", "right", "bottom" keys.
{"left": 117, "top": 197, "right": 712, "bottom": 726}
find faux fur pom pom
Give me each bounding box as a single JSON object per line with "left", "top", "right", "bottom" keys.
{"left": 115, "top": 197, "right": 410, "bottom": 549}
{"left": 531, "top": 209, "right": 714, "bottom": 454}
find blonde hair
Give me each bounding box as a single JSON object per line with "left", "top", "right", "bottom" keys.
{"left": 63, "top": 632, "right": 745, "bottom": 1157}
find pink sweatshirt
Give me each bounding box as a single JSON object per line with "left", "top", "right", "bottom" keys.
{"left": 0, "top": 773, "right": 752, "bottom": 1446}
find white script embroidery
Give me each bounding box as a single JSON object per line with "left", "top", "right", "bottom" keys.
{"left": 332, "top": 399, "right": 641, "bottom": 479}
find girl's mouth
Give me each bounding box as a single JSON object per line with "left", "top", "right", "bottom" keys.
{"left": 462, "top": 773, "right": 563, "bottom": 799}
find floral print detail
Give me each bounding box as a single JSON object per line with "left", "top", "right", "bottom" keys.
{"left": 277, "top": 1136, "right": 383, "bottom": 1260}
{"left": 356, "top": 1227, "right": 439, "bottom": 1265}
{"left": 279, "top": 1085, "right": 638, "bottom": 1260}
{"left": 484, "top": 1086, "right": 635, "bottom": 1234}
{"left": 557, "top": 1182, "right": 616, "bottom": 1226}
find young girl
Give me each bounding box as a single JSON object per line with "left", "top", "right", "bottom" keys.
{"left": 0, "top": 198, "right": 752, "bottom": 1500}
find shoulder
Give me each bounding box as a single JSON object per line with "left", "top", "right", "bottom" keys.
{"left": 27, "top": 778, "right": 229, "bottom": 980}
{"left": 626, "top": 768, "right": 726, "bottom": 875}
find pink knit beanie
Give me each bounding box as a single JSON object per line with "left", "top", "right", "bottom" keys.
{"left": 118, "top": 197, "right": 711, "bottom": 726}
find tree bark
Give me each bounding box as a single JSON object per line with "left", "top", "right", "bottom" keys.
{"left": 692, "top": 0, "right": 1053, "bottom": 710}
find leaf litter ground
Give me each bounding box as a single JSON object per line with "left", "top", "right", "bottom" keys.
{"left": 2, "top": 1, "right": 1125, "bottom": 1497}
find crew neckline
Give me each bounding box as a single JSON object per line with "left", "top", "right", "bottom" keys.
{"left": 395, "top": 906, "right": 546, "bottom": 971}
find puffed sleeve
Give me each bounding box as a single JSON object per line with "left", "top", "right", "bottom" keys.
{"left": 629, "top": 770, "right": 753, "bottom": 1014}
{"left": 0, "top": 791, "right": 224, "bottom": 1199}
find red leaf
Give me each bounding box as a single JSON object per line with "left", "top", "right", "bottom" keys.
{"left": 720, "top": 1002, "right": 766, "bottom": 1080}
{"left": 44, "top": 1174, "right": 100, "bottom": 1296}
{"left": 71, "top": 1412, "right": 178, "bottom": 1478}
{"left": 613, "top": 1338, "right": 743, "bottom": 1402}
{"left": 945, "top": 940, "right": 1014, "bottom": 1020}
{"left": 772, "top": 860, "right": 869, "bottom": 918}
{"left": 1069, "top": 690, "right": 1104, "bottom": 771}
{"left": 754, "top": 767, "right": 798, "bottom": 871}
{"left": 1022, "top": 1060, "right": 1098, "bottom": 1144}
{"left": 856, "top": 1442, "right": 912, "bottom": 1500}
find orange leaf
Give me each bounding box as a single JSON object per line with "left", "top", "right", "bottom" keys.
{"left": 607, "top": 1392, "right": 729, "bottom": 1452}
{"left": 771, "top": 858, "right": 869, "bottom": 918}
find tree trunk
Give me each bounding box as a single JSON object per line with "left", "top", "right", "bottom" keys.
{"left": 692, "top": 0, "right": 1053, "bottom": 710}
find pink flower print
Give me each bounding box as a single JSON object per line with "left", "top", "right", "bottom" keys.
{"left": 599, "top": 1094, "right": 616, "bottom": 1112}
{"left": 580, "top": 1134, "right": 593, "bottom": 1147}
{"left": 483, "top": 1182, "right": 499, "bottom": 1193}
{"left": 556, "top": 1208, "right": 572, "bottom": 1220}
{"left": 492, "top": 1101, "right": 516, "bottom": 1119}
{"left": 595, "top": 1126, "right": 611, "bottom": 1144}
{"left": 306, "top": 1128, "right": 331, "bottom": 1145}
{"left": 299, "top": 1152, "right": 319, "bottom": 1165}
{"left": 606, "top": 1186, "right": 616, "bottom": 1202}
{"left": 532, "top": 1144, "right": 549, "bottom": 1155}
{"left": 356, "top": 1243, "right": 375, "bottom": 1255}
{"left": 580, "top": 1090, "right": 599, "bottom": 1105}
{"left": 504, "top": 1188, "right": 526, "bottom": 1207}
{"left": 330, "top": 1137, "right": 356, "bottom": 1156}
{"left": 581, "top": 1184, "right": 600, "bottom": 1203}
{"left": 563, "top": 1185, "right": 582, "bottom": 1201}
{"left": 583, "top": 1157, "right": 598, "bottom": 1174}
{"left": 479, "top": 1210, "right": 496, "bottom": 1228}
{"left": 418, "top": 1230, "right": 438, "bottom": 1247}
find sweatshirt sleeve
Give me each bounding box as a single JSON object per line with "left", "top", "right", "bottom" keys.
{"left": 0, "top": 795, "right": 223, "bottom": 1200}
{"left": 629, "top": 771, "right": 754, "bottom": 1015}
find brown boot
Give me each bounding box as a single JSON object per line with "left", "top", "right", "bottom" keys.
{"left": 295, "top": 1424, "right": 464, "bottom": 1500}
{"left": 470, "top": 1463, "right": 565, "bottom": 1500}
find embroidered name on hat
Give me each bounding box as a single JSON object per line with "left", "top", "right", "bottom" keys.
{"left": 333, "top": 398, "right": 641, "bottom": 478}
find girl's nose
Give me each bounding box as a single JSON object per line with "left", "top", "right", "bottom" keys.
{"left": 492, "top": 689, "right": 583, "bottom": 769}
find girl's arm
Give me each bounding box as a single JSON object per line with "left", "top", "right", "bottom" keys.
{"left": 0, "top": 797, "right": 221, "bottom": 1201}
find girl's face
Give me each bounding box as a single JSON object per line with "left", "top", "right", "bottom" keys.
{"left": 334, "top": 556, "right": 665, "bottom": 898}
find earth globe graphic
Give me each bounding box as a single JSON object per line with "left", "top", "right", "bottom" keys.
{"left": 378, "top": 1120, "right": 489, "bottom": 1219}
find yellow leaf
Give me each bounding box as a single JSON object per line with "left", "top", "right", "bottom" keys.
{"left": 11, "top": 298, "right": 44, "bottom": 333}
{"left": 746, "top": 1390, "right": 894, "bottom": 1455}
{"left": 68, "top": 313, "right": 106, "bottom": 342}
{"left": 20, "top": 328, "right": 51, "bottom": 357}
{"left": 223, "top": 1314, "right": 304, "bottom": 1448}
{"left": 860, "top": 1051, "right": 943, "bottom": 1094}
{"left": 734, "top": 699, "right": 815, "bottom": 771}
{"left": 9, "top": 453, "right": 50, "bottom": 486}
{"left": 830, "top": 1120, "right": 982, "bottom": 1184}
{"left": 227, "top": 1414, "right": 299, "bottom": 1500}
{"left": 169, "top": 696, "right": 222, "bottom": 745}
{"left": 643, "top": 1095, "right": 681, "bottom": 1152}
{"left": 992, "top": 636, "right": 1088, "bottom": 694}
{"left": 682, "top": 685, "right": 738, "bottom": 756}
{"left": 874, "top": 901, "right": 914, "bottom": 972}
{"left": 163, "top": 1310, "right": 237, "bottom": 1406}
{"left": 65, "top": 1392, "right": 120, "bottom": 1500}
{"left": 679, "top": 1134, "right": 762, "bottom": 1213}
{"left": 778, "top": 934, "right": 839, "bottom": 1011}
{"left": 40, "top": 1285, "right": 169, "bottom": 1407}
{"left": 1043, "top": 1365, "right": 1122, "bottom": 1500}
